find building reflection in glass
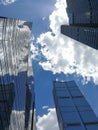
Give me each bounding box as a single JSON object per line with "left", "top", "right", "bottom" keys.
{"left": 0, "top": 17, "right": 35, "bottom": 130}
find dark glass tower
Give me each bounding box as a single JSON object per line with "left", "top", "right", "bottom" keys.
{"left": 61, "top": 0, "right": 98, "bottom": 50}
{"left": 0, "top": 83, "right": 15, "bottom": 130}
{"left": 53, "top": 81, "right": 98, "bottom": 130}
{"left": 0, "top": 17, "right": 35, "bottom": 130}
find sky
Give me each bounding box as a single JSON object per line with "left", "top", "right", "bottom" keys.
{"left": 0, "top": 0, "right": 98, "bottom": 130}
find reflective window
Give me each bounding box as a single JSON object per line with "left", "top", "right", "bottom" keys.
{"left": 56, "top": 90, "right": 70, "bottom": 97}
{"left": 86, "top": 124, "right": 98, "bottom": 130}
{"left": 61, "top": 111, "right": 81, "bottom": 124}
{"left": 58, "top": 98, "right": 74, "bottom": 107}
{"left": 77, "top": 106, "right": 92, "bottom": 111}
{"left": 60, "top": 106, "right": 76, "bottom": 112}
{"left": 70, "top": 89, "right": 83, "bottom": 97}
{"left": 80, "top": 111, "right": 98, "bottom": 123}
{"left": 65, "top": 126, "right": 85, "bottom": 130}
{"left": 73, "top": 97, "right": 89, "bottom": 106}
{"left": 66, "top": 81, "right": 79, "bottom": 90}
{"left": 54, "top": 81, "right": 67, "bottom": 88}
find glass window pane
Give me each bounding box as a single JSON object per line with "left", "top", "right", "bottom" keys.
{"left": 56, "top": 90, "right": 70, "bottom": 97}
{"left": 66, "top": 126, "right": 85, "bottom": 130}
{"left": 58, "top": 98, "right": 74, "bottom": 106}
{"left": 73, "top": 97, "right": 89, "bottom": 106}
{"left": 86, "top": 124, "right": 98, "bottom": 130}
{"left": 70, "top": 89, "right": 83, "bottom": 97}
{"left": 80, "top": 111, "right": 98, "bottom": 123}
{"left": 61, "top": 111, "right": 81, "bottom": 124}
{"left": 60, "top": 106, "right": 76, "bottom": 112}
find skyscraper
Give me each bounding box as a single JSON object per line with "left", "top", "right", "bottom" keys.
{"left": 0, "top": 17, "right": 35, "bottom": 130}
{"left": 53, "top": 81, "right": 98, "bottom": 130}
{"left": 61, "top": 0, "right": 98, "bottom": 50}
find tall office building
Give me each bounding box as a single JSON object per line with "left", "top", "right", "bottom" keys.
{"left": 61, "top": 0, "right": 98, "bottom": 50}
{"left": 0, "top": 17, "right": 35, "bottom": 130}
{"left": 53, "top": 81, "right": 98, "bottom": 130}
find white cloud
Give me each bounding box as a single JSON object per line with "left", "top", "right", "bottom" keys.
{"left": 42, "top": 105, "right": 49, "bottom": 109}
{"left": 0, "top": 0, "right": 17, "bottom": 5}
{"left": 32, "top": 0, "right": 98, "bottom": 85}
{"left": 36, "top": 108, "right": 59, "bottom": 130}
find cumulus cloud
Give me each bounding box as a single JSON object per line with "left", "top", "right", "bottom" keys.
{"left": 36, "top": 108, "right": 59, "bottom": 130}
{"left": 31, "top": 0, "right": 98, "bottom": 84}
{"left": 0, "top": 0, "right": 17, "bottom": 5}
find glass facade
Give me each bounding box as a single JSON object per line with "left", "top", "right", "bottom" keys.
{"left": 0, "top": 17, "right": 35, "bottom": 130}
{"left": 61, "top": 25, "right": 98, "bottom": 50}
{"left": 62, "top": 0, "right": 98, "bottom": 50}
{"left": 53, "top": 81, "right": 98, "bottom": 130}
{"left": 66, "top": 0, "right": 98, "bottom": 25}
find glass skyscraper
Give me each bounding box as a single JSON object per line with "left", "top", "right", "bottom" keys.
{"left": 61, "top": 0, "right": 98, "bottom": 50}
{"left": 0, "top": 17, "right": 35, "bottom": 130}
{"left": 53, "top": 81, "right": 98, "bottom": 130}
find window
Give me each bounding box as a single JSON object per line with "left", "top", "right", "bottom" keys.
{"left": 56, "top": 90, "right": 70, "bottom": 97}
{"left": 73, "top": 97, "right": 89, "bottom": 107}
{"left": 54, "top": 82, "right": 67, "bottom": 88}
{"left": 61, "top": 111, "right": 81, "bottom": 124}
{"left": 65, "top": 126, "right": 85, "bottom": 130}
{"left": 80, "top": 111, "right": 98, "bottom": 123}
{"left": 70, "top": 89, "right": 83, "bottom": 97}
{"left": 67, "top": 123, "right": 81, "bottom": 127}
{"left": 59, "top": 96, "right": 70, "bottom": 99}
{"left": 58, "top": 98, "right": 74, "bottom": 107}
{"left": 66, "top": 81, "right": 77, "bottom": 89}
{"left": 77, "top": 106, "right": 92, "bottom": 112}
{"left": 86, "top": 124, "right": 98, "bottom": 130}
{"left": 60, "top": 106, "right": 76, "bottom": 112}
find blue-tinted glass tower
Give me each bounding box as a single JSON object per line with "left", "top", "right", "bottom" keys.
{"left": 0, "top": 17, "right": 35, "bottom": 130}
{"left": 61, "top": 0, "right": 98, "bottom": 50}
{"left": 53, "top": 81, "right": 98, "bottom": 130}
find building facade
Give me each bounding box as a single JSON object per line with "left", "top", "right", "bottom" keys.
{"left": 66, "top": 0, "right": 98, "bottom": 25}
{"left": 53, "top": 81, "right": 98, "bottom": 130}
{"left": 0, "top": 17, "right": 35, "bottom": 130}
{"left": 61, "top": 0, "right": 98, "bottom": 50}
{"left": 61, "top": 25, "right": 98, "bottom": 50}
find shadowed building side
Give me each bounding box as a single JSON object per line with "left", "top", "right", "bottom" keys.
{"left": 25, "top": 85, "right": 32, "bottom": 130}
{"left": 66, "top": 0, "right": 98, "bottom": 25}
{"left": 61, "top": 0, "right": 98, "bottom": 50}
{"left": 24, "top": 54, "right": 35, "bottom": 130}
{"left": 0, "top": 83, "right": 15, "bottom": 130}
{"left": 0, "top": 17, "right": 35, "bottom": 130}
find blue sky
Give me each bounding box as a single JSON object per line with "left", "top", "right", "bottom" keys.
{"left": 1, "top": 0, "right": 98, "bottom": 130}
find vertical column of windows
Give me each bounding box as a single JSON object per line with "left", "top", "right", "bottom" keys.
{"left": 53, "top": 82, "right": 85, "bottom": 130}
